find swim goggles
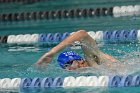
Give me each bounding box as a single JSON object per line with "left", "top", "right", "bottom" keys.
{"left": 63, "top": 59, "right": 84, "bottom": 69}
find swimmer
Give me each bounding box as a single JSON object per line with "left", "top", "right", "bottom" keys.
{"left": 36, "top": 30, "right": 119, "bottom": 70}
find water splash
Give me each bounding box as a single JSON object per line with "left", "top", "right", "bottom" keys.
{"left": 73, "top": 51, "right": 140, "bottom": 76}
{"left": 12, "top": 44, "right": 140, "bottom": 77}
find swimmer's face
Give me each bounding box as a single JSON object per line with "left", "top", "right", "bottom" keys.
{"left": 64, "top": 59, "right": 88, "bottom": 70}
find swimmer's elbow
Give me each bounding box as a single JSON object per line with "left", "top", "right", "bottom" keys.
{"left": 77, "top": 30, "right": 89, "bottom": 37}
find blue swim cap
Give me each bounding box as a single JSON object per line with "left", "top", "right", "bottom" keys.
{"left": 57, "top": 51, "right": 83, "bottom": 69}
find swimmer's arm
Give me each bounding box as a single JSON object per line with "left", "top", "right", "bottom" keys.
{"left": 100, "top": 52, "right": 120, "bottom": 62}
{"left": 36, "top": 30, "right": 92, "bottom": 65}
{"left": 36, "top": 30, "right": 119, "bottom": 65}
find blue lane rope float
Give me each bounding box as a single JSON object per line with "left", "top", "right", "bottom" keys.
{"left": 131, "top": 75, "right": 140, "bottom": 87}
{"left": 51, "top": 77, "right": 64, "bottom": 87}
{"left": 46, "top": 33, "right": 53, "bottom": 42}
{"left": 103, "top": 31, "right": 113, "bottom": 43}
{"left": 119, "top": 75, "right": 133, "bottom": 87}
{"left": 108, "top": 75, "right": 121, "bottom": 87}
{"left": 110, "top": 30, "right": 119, "bottom": 43}
{"left": 41, "top": 77, "right": 53, "bottom": 88}
{"left": 128, "top": 29, "right": 137, "bottom": 43}
{"left": 61, "top": 32, "right": 70, "bottom": 41}
{"left": 20, "top": 78, "right": 32, "bottom": 88}
{"left": 0, "top": 75, "right": 140, "bottom": 90}
{"left": 39, "top": 32, "right": 70, "bottom": 43}
{"left": 39, "top": 33, "right": 47, "bottom": 42}
{"left": 102, "top": 29, "right": 139, "bottom": 44}
{"left": 30, "top": 78, "right": 42, "bottom": 88}
{"left": 2, "top": 29, "right": 140, "bottom": 45}
{"left": 53, "top": 33, "right": 62, "bottom": 42}
{"left": 38, "top": 33, "right": 54, "bottom": 44}
{"left": 119, "top": 30, "right": 130, "bottom": 43}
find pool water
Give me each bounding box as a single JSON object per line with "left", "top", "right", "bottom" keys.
{"left": 0, "top": 1, "right": 140, "bottom": 92}
{"left": 0, "top": 43, "right": 140, "bottom": 93}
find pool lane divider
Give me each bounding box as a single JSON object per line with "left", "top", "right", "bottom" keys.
{"left": 0, "top": 75, "right": 140, "bottom": 89}
{"left": 5, "top": 32, "right": 70, "bottom": 45}
{"left": 0, "top": 29, "right": 140, "bottom": 45}
{"left": 103, "top": 29, "right": 138, "bottom": 44}
{"left": 0, "top": 5, "right": 140, "bottom": 22}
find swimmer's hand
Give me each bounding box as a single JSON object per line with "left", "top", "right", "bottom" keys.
{"left": 36, "top": 52, "right": 54, "bottom": 65}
